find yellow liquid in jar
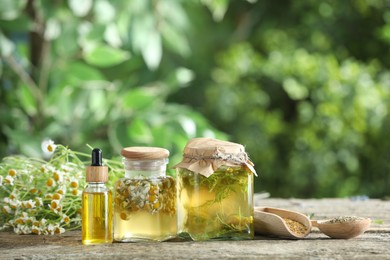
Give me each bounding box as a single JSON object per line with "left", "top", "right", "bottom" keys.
{"left": 113, "top": 176, "right": 177, "bottom": 242}
{"left": 177, "top": 167, "right": 254, "bottom": 241}
{"left": 82, "top": 191, "right": 113, "bottom": 245}
{"left": 114, "top": 209, "right": 176, "bottom": 241}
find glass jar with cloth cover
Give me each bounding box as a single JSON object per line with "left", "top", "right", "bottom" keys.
{"left": 173, "top": 137, "right": 257, "bottom": 241}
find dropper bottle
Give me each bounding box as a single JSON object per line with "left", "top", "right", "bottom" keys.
{"left": 82, "top": 148, "right": 113, "bottom": 245}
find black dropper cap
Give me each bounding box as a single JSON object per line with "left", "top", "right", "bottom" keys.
{"left": 91, "top": 148, "right": 103, "bottom": 166}
{"left": 86, "top": 148, "right": 108, "bottom": 183}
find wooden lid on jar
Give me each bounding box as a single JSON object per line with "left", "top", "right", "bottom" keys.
{"left": 121, "top": 147, "right": 169, "bottom": 160}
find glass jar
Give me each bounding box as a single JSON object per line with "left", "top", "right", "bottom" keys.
{"left": 174, "top": 138, "right": 257, "bottom": 241}
{"left": 113, "top": 147, "right": 177, "bottom": 242}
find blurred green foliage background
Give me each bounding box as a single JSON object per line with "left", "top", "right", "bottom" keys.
{"left": 1, "top": 0, "right": 390, "bottom": 198}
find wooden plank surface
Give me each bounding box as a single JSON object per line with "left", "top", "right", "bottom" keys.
{"left": 1, "top": 198, "right": 389, "bottom": 259}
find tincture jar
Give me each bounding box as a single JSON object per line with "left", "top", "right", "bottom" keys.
{"left": 113, "top": 147, "right": 177, "bottom": 242}
{"left": 173, "top": 138, "right": 257, "bottom": 241}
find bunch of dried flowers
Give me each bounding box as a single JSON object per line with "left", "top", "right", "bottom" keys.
{"left": 0, "top": 141, "right": 121, "bottom": 235}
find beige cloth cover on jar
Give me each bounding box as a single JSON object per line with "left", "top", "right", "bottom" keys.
{"left": 173, "top": 137, "right": 257, "bottom": 177}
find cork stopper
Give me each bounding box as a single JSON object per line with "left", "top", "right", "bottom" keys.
{"left": 121, "top": 147, "right": 169, "bottom": 160}
{"left": 86, "top": 148, "right": 108, "bottom": 182}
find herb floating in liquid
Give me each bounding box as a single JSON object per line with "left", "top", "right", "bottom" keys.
{"left": 178, "top": 166, "right": 253, "bottom": 240}
{"left": 113, "top": 176, "right": 177, "bottom": 242}
{"left": 114, "top": 177, "right": 176, "bottom": 218}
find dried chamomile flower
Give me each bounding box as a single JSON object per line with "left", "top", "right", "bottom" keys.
{"left": 114, "top": 177, "right": 176, "bottom": 216}
{"left": 42, "top": 139, "right": 57, "bottom": 155}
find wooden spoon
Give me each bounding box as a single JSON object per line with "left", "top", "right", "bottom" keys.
{"left": 254, "top": 207, "right": 311, "bottom": 239}
{"left": 311, "top": 217, "right": 371, "bottom": 239}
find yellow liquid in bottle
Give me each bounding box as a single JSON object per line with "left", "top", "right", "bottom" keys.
{"left": 82, "top": 191, "right": 113, "bottom": 245}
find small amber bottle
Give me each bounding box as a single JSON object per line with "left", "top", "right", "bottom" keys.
{"left": 82, "top": 148, "right": 113, "bottom": 245}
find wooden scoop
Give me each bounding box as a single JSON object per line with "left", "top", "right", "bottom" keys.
{"left": 311, "top": 217, "right": 371, "bottom": 239}
{"left": 254, "top": 207, "right": 311, "bottom": 239}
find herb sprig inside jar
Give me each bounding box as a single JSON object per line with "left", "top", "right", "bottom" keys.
{"left": 174, "top": 138, "right": 257, "bottom": 241}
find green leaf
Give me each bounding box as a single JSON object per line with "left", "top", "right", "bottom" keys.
{"left": 141, "top": 29, "right": 162, "bottom": 70}
{"left": 201, "top": 0, "right": 229, "bottom": 21}
{"left": 175, "top": 67, "right": 194, "bottom": 85}
{"left": 48, "top": 85, "right": 76, "bottom": 124}
{"left": 65, "top": 62, "right": 105, "bottom": 84}
{"left": 83, "top": 44, "right": 130, "bottom": 67}
{"left": 178, "top": 116, "right": 196, "bottom": 137}
{"left": 150, "top": 124, "right": 172, "bottom": 148}
{"left": 104, "top": 23, "right": 122, "bottom": 48}
{"left": 131, "top": 14, "right": 162, "bottom": 70}
{"left": 159, "top": 0, "right": 190, "bottom": 57}
{"left": 94, "top": 0, "right": 115, "bottom": 24}
{"left": 3, "top": 126, "right": 42, "bottom": 157}
{"left": 0, "top": 31, "right": 15, "bottom": 57}
{"left": 161, "top": 23, "right": 190, "bottom": 57}
{"left": 127, "top": 118, "right": 153, "bottom": 143}
{"left": 68, "top": 0, "right": 92, "bottom": 17}
{"left": 164, "top": 67, "right": 195, "bottom": 92}
{"left": 17, "top": 83, "right": 37, "bottom": 116}
{"left": 53, "top": 19, "right": 78, "bottom": 57}
{"left": 123, "top": 88, "right": 157, "bottom": 110}
{"left": 116, "top": 11, "right": 130, "bottom": 42}
{"left": 88, "top": 89, "right": 108, "bottom": 122}
{"left": 0, "top": 0, "right": 27, "bottom": 20}
{"left": 0, "top": 15, "right": 30, "bottom": 32}
{"left": 77, "top": 23, "right": 105, "bottom": 51}
{"left": 283, "top": 77, "right": 309, "bottom": 100}
{"left": 44, "top": 18, "right": 61, "bottom": 41}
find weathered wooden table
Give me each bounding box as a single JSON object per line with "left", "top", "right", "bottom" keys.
{"left": 1, "top": 198, "right": 389, "bottom": 259}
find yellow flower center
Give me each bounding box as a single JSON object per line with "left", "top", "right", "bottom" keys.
{"left": 148, "top": 195, "right": 156, "bottom": 202}
{"left": 50, "top": 200, "right": 59, "bottom": 209}
{"left": 8, "top": 169, "right": 16, "bottom": 176}
{"left": 52, "top": 193, "right": 62, "bottom": 200}
{"left": 120, "top": 212, "right": 130, "bottom": 220}
{"left": 46, "top": 178, "right": 54, "bottom": 187}
{"left": 53, "top": 172, "right": 60, "bottom": 181}
{"left": 153, "top": 202, "right": 160, "bottom": 210}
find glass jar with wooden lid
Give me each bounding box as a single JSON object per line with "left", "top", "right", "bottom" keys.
{"left": 113, "top": 147, "right": 176, "bottom": 242}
